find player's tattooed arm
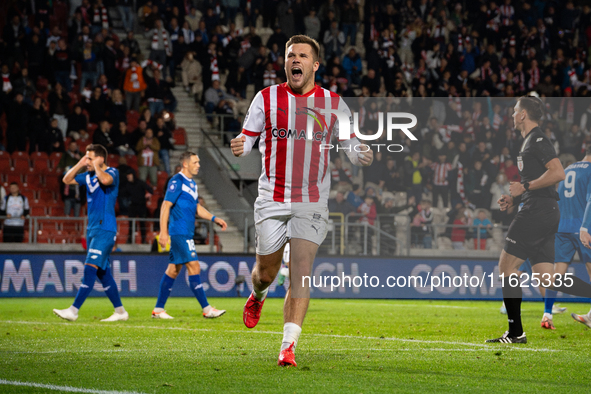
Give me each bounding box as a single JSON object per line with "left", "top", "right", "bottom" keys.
{"left": 62, "top": 156, "right": 89, "bottom": 185}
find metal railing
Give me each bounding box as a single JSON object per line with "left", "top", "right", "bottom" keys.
{"left": 199, "top": 114, "right": 241, "bottom": 145}
{"left": 0, "top": 214, "right": 511, "bottom": 256}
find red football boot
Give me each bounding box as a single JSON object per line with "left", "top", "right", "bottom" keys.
{"left": 243, "top": 292, "right": 265, "bottom": 328}
{"left": 278, "top": 342, "right": 297, "bottom": 367}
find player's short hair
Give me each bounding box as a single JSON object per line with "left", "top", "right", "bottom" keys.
{"left": 517, "top": 95, "right": 545, "bottom": 123}
{"left": 285, "top": 35, "right": 320, "bottom": 62}
{"left": 86, "top": 144, "right": 107, "bottom": 160}
{"left": 180, "top": 151, "right": 197, "bottom": 165}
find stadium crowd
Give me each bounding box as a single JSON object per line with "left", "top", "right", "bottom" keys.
{"left": 1, "top": 0, "right": 591, "bottom": 248}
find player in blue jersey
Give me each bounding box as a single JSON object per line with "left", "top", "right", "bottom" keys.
{"left": 543, "top": 147, "right": 591, "bottom": 329}
{"left": 53, "top": 144, "right": 129, "bottom": 322}
{"left": 152, "top": 151, "right": 228, "bottom": 319}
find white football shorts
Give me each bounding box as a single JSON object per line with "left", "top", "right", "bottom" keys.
{"left": 254, "top": 198, "right": 329, "bottom": 255}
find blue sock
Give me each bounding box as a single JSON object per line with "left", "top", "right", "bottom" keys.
{"left": 96, "top": 266, "right": 123, "bottom": 309}
{"left": 545, "top": 290, "right": 558, "bottom": 314}
{"left": 73, "top": 265, "right": 98, "bottom": 309}
{"left": 188, "top": 274, "right": 209, "bottom": 309}
{"left": 155, "top": 274, "right": 176, "bottom": 309}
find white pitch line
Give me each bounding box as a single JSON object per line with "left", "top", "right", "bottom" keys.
{"left": 0, "top": 320, "right": 558, "bottom": 352}
{"left": 0, "top": 379, "right": 146, "bottom": 394}
{"left": 339, "top": 302, "right": 478, "bottom": 309}
{"left": 3, "top": 349, "right": 129, "bottom": 354}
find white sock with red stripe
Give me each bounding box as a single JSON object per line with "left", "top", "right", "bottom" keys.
{"left": 281, "top": 322, "right": 302, "bottom": 351}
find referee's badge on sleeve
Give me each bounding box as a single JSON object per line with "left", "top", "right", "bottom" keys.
{"left": 517, "top": 156, "right": 523, "bottom": 171}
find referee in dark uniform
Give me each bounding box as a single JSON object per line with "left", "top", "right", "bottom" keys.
{"left": 488, "top": 97, "right": 591, "bottom": 343}
{"left": 486, "top": 96, "right": 565, "bottom": 343}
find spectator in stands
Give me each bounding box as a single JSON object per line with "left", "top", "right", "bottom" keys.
{"left": 89, "top": 0, "right": 110, "bottom": 36}
{"left": 153, "top": 116, "right": 173, "bottom": 174}
{"left": 466, "top": 161, "right": 488, "bottom": 208}
{"left": 93, "top": 120, "right": 116, "bottom": 154}
{"left": 181, "top": 52, "right": 203, "bottom": 100}
{"left": 112, "top": 121, "right": 135, "bottom": 156}
{"left": 116, "top": 0, "right": 134, "bottom": 32}
{"left": 62, "top": 163, "right": 84, "bottom": 219}
{"left": 323, "top": 21, "right": 345, "bottom": 61}
{"left": 489, "top": 173, "right": 510, "bottom": 224}
{"left": 410, "top": 200, "right": 433, "bottom": 249}
{"left": 86, "top": 86, "right": 108, "bottom": 124}
{"left": 48, "top": 82, "right": 71, "bottom": 138}
{"left": 0, "top": 182, "right": 30, "bottom": 243}
{"left": 79, "top": 40, "right": 99, "bottom": 93}
{"left": 122, "top": 57, "right": 147, "bottom": 112}
{"left": 146, "top": 19, "right": 171, "bottom": 76}
{"left": 185, "top": 7, "right": 202, "bottom": 31}
{"left": 103, "top": 37, "right": 122, "bottom": 89}
{"left": 119, "top": 169, "right": 153, "bottom": 243}
{"left": 304, "top": 8, "right": 321, "bottom": 41}
{"left": 331, "top": 157, "right": 353, "bottom": 189}
{"left": 383, "top": 157, "right": 404, "bottom": 192}
{"left": 3, "top": 16, "right": 26, "bottom": 68}
{"left": 12, "top": 68, "right": 36, "bottom": 105}
{"left": 48, "top": 118, "right": 66, "bottom": 154}
{"left": 130, "top": 118, "right": 147, "bottom": 149}
{"left": 404, "top": 152, "right": 427, "bottom": 204}
{"left": 430, "top": 153, "right": 452, "bottom": 208}
{"left": 27, "top": 34, "right": 45, "bottom": 83}
{"left": 328, "top": 191, "right": 355, "bottom": 216}
{"left": 136, "top": 128, "right": 160, "bottom": 186}
{"left": 204, "top": 79, "right": 237, "bottom": 117}
{"left": 6, "top": 92, "right": 28, "bottom": 153}
{"left": 144, "top": 65, "right": 167, "bottom": 115}
{"left": 346, "top": 184, "right": 364, "bottom": 209}
{"left": 500, "top": 156, "right": 518, "bottom": 182}
{"left": 451, "top": 209, "right": 469, "bottom": 250}
{"left": 357, "top": 196, "right": 377, "bottom": 226}
{"left": 472, "top": 209, "right": 492, "bottom": 250}
{"left": 122, "top": 31, "right": 141, "bottom": 56}
{"left": 342, "top": 48, "right": 362, "bottom": 85}
{"left": 28, "top": 96, "right": 49, "bottom": 154}
{"left": 109, "top": 89, "right": 127, "bottom": 125}
{"left": 54, "top": 39, "right": 73, "bottom": 92}
{"left": 67, "top": 105, "right": 88, "bottom": 138}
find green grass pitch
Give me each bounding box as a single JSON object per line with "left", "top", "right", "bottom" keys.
{"left": 0, "top": 297, "right": 590, "bottom": 393}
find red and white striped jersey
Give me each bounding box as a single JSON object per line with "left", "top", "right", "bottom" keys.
{"left": 430, "top": 162, "right": 452, "bottom": 186}
{"left": 241, "top": 83, "right": 355, "bottom": 204}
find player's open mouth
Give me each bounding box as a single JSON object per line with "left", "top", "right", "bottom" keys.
{"left": 291, "top": 67, "right": 303, "bottom": 82}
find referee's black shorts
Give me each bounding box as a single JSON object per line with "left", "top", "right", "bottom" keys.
{"left": 504, "top": 198, "right": 560, "bottom": 265}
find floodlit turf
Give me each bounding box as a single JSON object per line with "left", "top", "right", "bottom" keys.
{"left": 0, "top": 298, "right": 590, "bottom": 393}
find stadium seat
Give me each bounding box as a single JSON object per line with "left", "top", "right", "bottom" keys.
{"left": 87, "top": 123, "right": 98, "bottom": 136}
{"left": 24, "top": 170, "right": 43, "bottom": 189}
{"left": 12, "top": 157, "right": 31, "bottom": 174}
{"left": 51, "top": 206, "right": 65, "bottom": 217}
{"left": 11, "top": 151, "right": 29, "bottom": 160}
{"left": 5, "top": 169, "right": 22, "bottom": 185}
{"left": 126, "top": 154, "right": 138, "bottom": 170}
{"left": 108, "top": 153, "right": 120, "bottom": 166}
{"left": 30, "top": 152, "right": 49, "bottom": 161}
{"left": 173, "top": 128, "right": 187, "bottom": 145}
{"left": 32, "top": 158, "right": 50, "bottom": 175}
{"left": 0, "top": 150, "right": 9, "bottom": 159}
{"left": 31, "top": 205, "right": 47, "bottom": 217}
{"left": 20, "top": 190, "right": 36, "bottom": 202}
{"left": 157, "top": 171, "right": 168, "bottom": 189}
{"left": 53, "top": 230, "right": 69, "bottom": 244}
{"left": 45, "top": 175, "right": 61, "bottom": 191}
{"left": 36, "top": 230, "right": 51, "bottom": 243}
{"left": 49, "top": 152, "right": 63, "bottom": 171}
{"left": 0, "top": 157, "right": 11, "bottom": 172}
{"left": 38, "top": 189, "right": 56, "bottom": 201}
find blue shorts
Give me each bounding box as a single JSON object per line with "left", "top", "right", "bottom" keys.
{"left": 169, "top": 235, "right": 198, "bottom": 265}
{"left": 555, "top": 232, "right": 591, "bottom": 264}
{"left": 86, "top": 229, "right": 117, "bottom": 269}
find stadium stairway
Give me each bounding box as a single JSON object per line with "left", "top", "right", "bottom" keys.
{"left": 110, "top": 15, "right": 247, "bottom": 253}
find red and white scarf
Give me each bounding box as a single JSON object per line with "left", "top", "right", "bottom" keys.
{"left": 457, "top": 33, "right": 463, "bottom": 52}
{"left": 492, "top": 113, "right": 502, "bottom": 131}
{"left": 559, "top": 98, "right": 575, "bottom": 124}
{"left": 152, "top": 28, "right": 171, "bottom": 56}
{"left": 263, "top": 69, "right": 276, "bottom": 87}
{"left": 527, "top": 67, "right": 540, "bottom": 89}
{"left": 457, "top": 162, "right": 467, "bottom": 204}
{"left": 210, "top": 52, "right": 219, "bottom": 81}
{"left": 93, "top": 6, "right": 109, "bottom": 28}
{"left": 499, "top": 5, "right": 514, "bottom": 26}
{"left": 2, "top": 73, "right": 12, "bottom": 93}
{"left": 568, "top": 68, "right": 578, "bottom": 86}
{"left": 130, "top": 66, "right": 140, "bottom": 89}
{"left": 513, "top": 70, "right": 525, "bottom": 92}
